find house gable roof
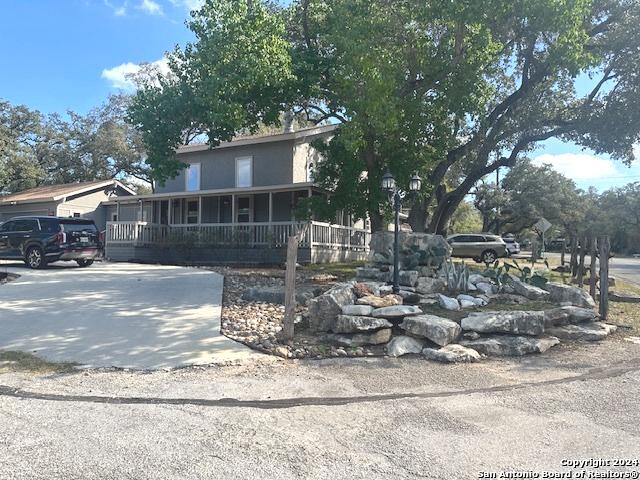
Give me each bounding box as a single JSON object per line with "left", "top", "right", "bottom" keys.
{"left": 0, "top": 179, "right": 135, "bottom": 205}
{"left": 175, "top": 124, "right": 338, "bottom": 155}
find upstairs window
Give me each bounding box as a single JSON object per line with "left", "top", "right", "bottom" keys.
{"left": 236, "top": 157, "right": 252, "bottom": 188}
{"left": 185, "top": 163, "right": 201, "bottom": 192}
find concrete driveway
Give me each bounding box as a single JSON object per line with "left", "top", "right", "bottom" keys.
{"left": 0, "top": 262, "right": 258, "bottom": 368}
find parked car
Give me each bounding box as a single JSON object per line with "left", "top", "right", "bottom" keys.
{"left": 546, "top": 239, "right": 570, "bottom": 252}
{"left": 446, "top": 233, "right": 508, "bottom": 263}
{"left": 502, "top": 236, "right": 520, "bottom": 255}
{"left": 0, "top": 216, "right": 101, "bottom": 269}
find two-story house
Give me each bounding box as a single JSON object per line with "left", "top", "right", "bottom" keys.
{"left": 104, "top": 124, "right": 370, "bottom": 264}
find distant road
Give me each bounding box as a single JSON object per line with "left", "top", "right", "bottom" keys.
{"left": 533, "top": 251, "right": 640, "bottom": 286}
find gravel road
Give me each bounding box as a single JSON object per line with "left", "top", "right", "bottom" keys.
{"left": 1, "top": 338, "right": 640, "bottom": 480}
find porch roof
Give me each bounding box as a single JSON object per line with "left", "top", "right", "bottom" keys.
{"left": 102, "top": 182, "right": 321, "bottom": 205}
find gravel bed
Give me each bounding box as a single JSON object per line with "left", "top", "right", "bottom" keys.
{"left": 207, "top": 267, "right": 381, "bottom": 359}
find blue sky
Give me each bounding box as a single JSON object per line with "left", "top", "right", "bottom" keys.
{"left": 1, "top": 0, "right": 638, "bottom": 192}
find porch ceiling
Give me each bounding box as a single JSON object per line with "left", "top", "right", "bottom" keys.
{"left": 103, "top": 182, "right": 323, "bottom": 205}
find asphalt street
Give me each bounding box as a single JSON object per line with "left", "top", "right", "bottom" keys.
{"left": 1, "top": 339, "right": 639, "bottom": 480}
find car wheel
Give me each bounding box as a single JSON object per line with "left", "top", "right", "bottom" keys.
{"left": 481, "top": 250, "right": 497, "bottom": 264}
{"left": 76, "top": 259, "right": 94, "bottom": 268}
{"left": 25, "top": 246, "right": 46, "bottom": 269}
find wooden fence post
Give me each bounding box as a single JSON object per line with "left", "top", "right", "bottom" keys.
{"left": 570, "top": 235, "right": 579, "bottom": 279}
{"left": 560, "top": 238, "right": 567, "bottom": 266}
{"left": 279, "top": 235, "right": 299, "bottom": 342}
{"left": 589, "top": 236, "right": 598, "bottom": 301}
{"left": 577, "top": 236, "right": 587, "bottom": 287}
{"left": 598, "top": 235, "right": 610, "bottom": 322}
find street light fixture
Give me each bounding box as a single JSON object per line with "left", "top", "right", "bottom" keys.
{"left": 381, "top": 169, "right": 422, "bottom": 294}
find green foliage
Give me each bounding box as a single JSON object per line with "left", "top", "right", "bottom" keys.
{"left": 449, "top": 201, "right": 483, "bottom": 234}
{"left": 0, "top": 95, "right": 149, "bottom": 194}
{"left": 127, "top": 0, "right": 294, "bottom": 185}
{"left": 504, "top": 259, "right": 550, "bottom": 287}
{"left": 443, "top": 258, "right": 470, "bottom": 293}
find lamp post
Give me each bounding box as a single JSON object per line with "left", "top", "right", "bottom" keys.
{"left": 382, "top": 170, "right": 422, "bottom": 294}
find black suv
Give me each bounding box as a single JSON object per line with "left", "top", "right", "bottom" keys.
{"left": 0, "top": 216, "right": 102, "bottom": 269}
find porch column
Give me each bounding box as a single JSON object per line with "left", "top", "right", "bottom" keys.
{"left": 198, "top": 196, "right": 202, "bottom": 224}
{"left": 116, "top": 201, "right": 120, "bottom": 221}
{"left": 231, "top": 193, "right": 236, "bottom": 225}
{"left": 138, "top": 200, "right": 143, "bottom": 221}
{"left": 168, "top": 198, "right": 172, "bottom": 225}
{"left": 268, "top": 192, "right": 273, "bottom": 223}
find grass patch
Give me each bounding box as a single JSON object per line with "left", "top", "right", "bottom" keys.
{"left": 608, "top": 280, "right": 640, "bottom": 334}
{"left": 0, "top": 351, "right": 77, "bottom": 374}
{"left": 303, "top": 261, "right": 365, "bottom": 281}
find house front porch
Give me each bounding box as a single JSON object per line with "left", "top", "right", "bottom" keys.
{"left": 105, "top": 220, "right": 370, "bottom": 265}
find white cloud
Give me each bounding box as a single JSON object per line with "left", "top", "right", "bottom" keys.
{"left": 104, "top": 0, "right": 127, "bottom": 16}
{"left": 101, "top": 57, "right": 169, "bottom": 90}
{"left": 532, "top": 153, "right": 618, "bottom": 180}
{"left": 139, "top": 0, "right": 163, "bottom": 15}
{"left": 169, "top": 0, "right": 204, "bottom": 11}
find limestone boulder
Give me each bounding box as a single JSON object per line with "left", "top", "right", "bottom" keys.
{"left": 461, "top": 311, "right": 545, "bottom": 336}
{"left": 341, "top": 304, "right": 374, "bottom": 316}
{"left": 369, "top": 231, "right": 451, "bottom": 271}
{"left": 356, "top": 267, "right": 390, "bottom": 283}
{"left": 356, "top": 294, "right": 402, "bottom": 308}
{"left": 371, "top": 305, "right": 422, "bottom": 319}
{"left": 543, "top": 306, "right": 598, "bottom": 327}
{"left": 457, "top": 294, "right": 487, "bottom": 307}
{"left": 386, "top": 335, "right": 425, "bottom": 357}
{"left": 546, "top": 322, "right": 617, "bottom": 341}
{"left": 400, "top": 314, "right": 462, "bottom": 346}
{"left": 543, "top": 282, "right": 596, "bottom": 308}
{"left": 510, "top": 279, "right": 551, "bottom": 301}
{"left": 422, "top": 344, "right": 481, "bottom": 363}
{"left": 415, "top": 277, "right": 446, "bottom": 294}
{"left": 437, "top": 294, "right": 460, "bottom": 311}
{"left": 398, "top": 270, "right": 419, "bottom": 287}
{"left": 242, "top": 285, "right": 323, "bottom": 305}
{"left": 468, "top": 273, "right": 488, "bottom": 285}
{"left": 324, "top": 328, "right": 392, "bottom": 347}
{"left": 333, "top": 315, "right": 392, "bottom": 333}
{"left": 307, "top": 282, "right": 356, "bottom": 333}
{"left": 475, "top": 282, "right": 497, "bottom": 295}
{"left": 459, "top": 335, "right": 560, "bottom": 356}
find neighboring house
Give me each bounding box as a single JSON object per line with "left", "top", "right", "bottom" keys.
{"left": 104, "top": 124, "right": 371, "bottom": 264}
{"left": 0, "top": 180, "right": 135, "bottom": 229}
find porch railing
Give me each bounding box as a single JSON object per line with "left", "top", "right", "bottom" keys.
{"left": 105, "top": 221, "right": 370, "bottom": 251}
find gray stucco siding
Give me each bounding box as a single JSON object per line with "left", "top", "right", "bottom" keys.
{"left": 156, "top": 140, "right": 296, "bottom": 194}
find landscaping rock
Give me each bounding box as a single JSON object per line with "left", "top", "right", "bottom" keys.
{"left": 242, "top": 285, "right": 322, "bottom": 305}
{"left": 468, "top": 273, "right": 487, "bottom": 285}
{"left": 369, "top": 231, "right": 451, "bottom": 271}
{"left": 356, "top": 267, "right": 391, "bottom": 283}
{"left": 385, "top": 335, "right": 425, "bottom": 357}
{"left": 422, "top": 344, "right": 481, "bottom": 363}
{"left": 341, "top": 304, "right": 374, "bottom": 316}
{"left": 475, "top": 282, "right": 497, "bottom": 295}
{"left": 415, "top": 277, "right": 446, "bottom": 294}
{"left": 459, "top": 299, "right": 477, "bottom": 309}
{"left": 398, "top": 270, "right": 419, "bottom": 287}
{"left": 492, "top": 293, "right": 531, "bottom": 305}
{"left": 510, "top": 279, "right": 551, "bottom": 301}
{"left": 333, "top": 315, "right": 393, "bottom": 333}
{"left": 324, "top": 328, "right": 392, "bottom": 347}
{"left": 546, "top": 322, "right": 617, "bottom": 341}
{"left": 543, "top": 306, "right": 598, "bottom": 327}
{"left": 400, "top": 314, "right": 462, "bottom": 346}
{"left": 371, "top": 305, "right": 422, "bottom": 319}
{"left": 356, "top": 294, "right": 402, "bottom": 308}
{"left": 457, "top": 294, "right": 487, "bottom": 307}
{"left": 354, "top": 282, "right": 378, "bottom": 298}
{"left": 397, "top": 290, "right": 422, "bottom": 305}
{"left": 543, "top": 282, "right": 596, "bottom": 308}
{"left": 437, "top": 294, "right": 460, "bottom": 311}
{"left": 307, "top": 282, "right": 356, "bottom": 332}
{"left": 460, "top": 311, "right": 545, "bottom": 336}
{"left": 459, "top": 335, "right": 560, "bottom": 356}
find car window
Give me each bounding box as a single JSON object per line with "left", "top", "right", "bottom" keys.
{"left": 60, "top": 221, "right": 98, "bottom": 234}
{"left": 39, "top": 218, "right": 60, "bottom": 234}
{"left": 0, "top": 221, "right": 15, "bottom": 232}
{"left": 470, "top": 235, "right": 487, "bottom": 242}
{"left": 14, "top": 219, "right": 38, "bottom": 232}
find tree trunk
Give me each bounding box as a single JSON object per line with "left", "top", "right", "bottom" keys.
{"left": 429, "top": 190, "right": 466, "bottom": 235}
{"left": 599, "top": 236, "right": 610, "bottom": 322}
{"left": 577, "top": 236, "right": 587, "bottom": 287}
{"left": 589, "top": 236, "right": 598, "bottom": 301}
{"left": 569, "top": 235, "right": 579, "bottom": 278}
{"left": 408, "top": 199, "right": 428, "bottom": 233}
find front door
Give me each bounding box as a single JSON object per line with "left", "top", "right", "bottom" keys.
{"left": 236, "top": 196, "right": 252, "bottom": 223}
